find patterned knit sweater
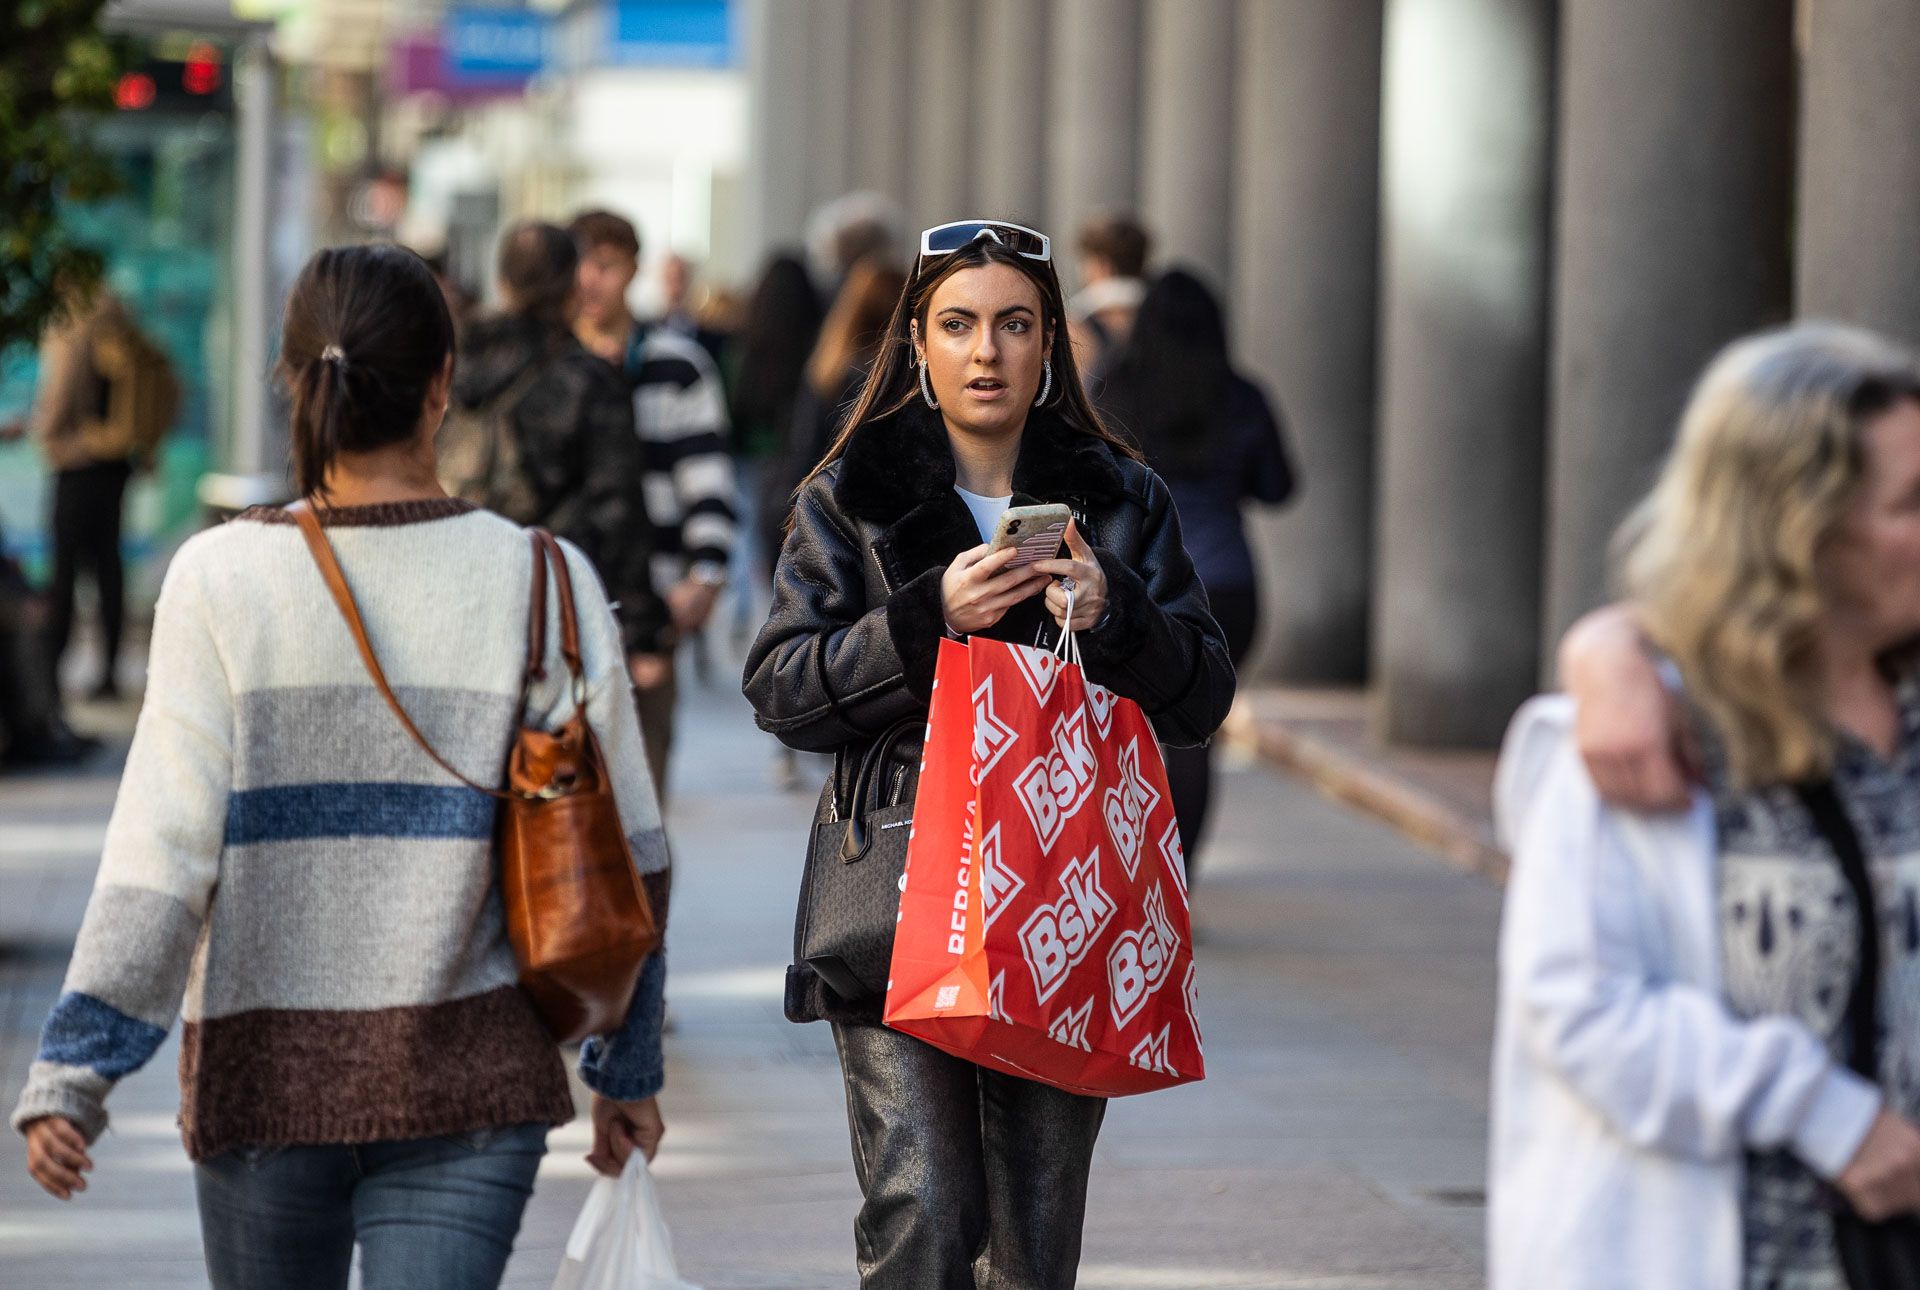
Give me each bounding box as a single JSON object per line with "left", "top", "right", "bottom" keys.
{"left": 10, "top": 499, "right": 670, "bottom": 1161}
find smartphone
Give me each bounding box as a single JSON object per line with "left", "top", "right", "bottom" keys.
{"left": 988, "top": 503, "right": 1072, "bottom": 570}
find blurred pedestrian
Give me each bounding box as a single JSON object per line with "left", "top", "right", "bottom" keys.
{"left": 570, "top": 210, "right": 737, "bottom": 801}
{"left": 24, "top": 280, "right": 178, "bottom": 699}
{"left": 1068, "top": 213, "right": 1152, "bottom": 379}
{"left": 806, "top": 191, "right": 907, "bottom": 300}
{"left": 1492, "top": 323, "right": 1920, "bottom": 1289}
{"left": 753, "top": 256, "right": 903, "bottom": 791}
{"left": 1095, "top": 268, "right": 1294, "bottom": 877}
{"left": 732, "top": 253, "right": 826, "bottom": 500}
{"left": 437, "top": 221, "right": 670, "bottom": 698}
{"left": 420, "top": 247, "right": 476, "bottom": 334}
{"left": 0, "top": 516, "right": 96, "bottom": 768}
{"left": 762, "top": 257, "right": 906, "bottom": 548}
{"left": 13, "top": 244, "right": 670, "bottom": 1288}
{"left": 655, "top": 251, "right": 730, "bottom": 368}
{"left": 744, "top": 218, "right": 1234, "bottom": 1288}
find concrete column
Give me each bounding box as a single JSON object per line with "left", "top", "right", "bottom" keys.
{"left": 805, "top": 0, "right": 857, "bottom": 215}
{"left": 971, "top": 0, "right": 1049, "bottom": 223}
{"left": 1799, "top": 0, "right": 1920, "bottom": 340}
{"left": 744, "top": 0, "right": 813, "bottom": 260}
{"left": 1231, "top": 1, "right": 1384, "bottom": 684}
{"left": 1543, "top": 1, "right": 1794, "bottom": 650}
{"left": 908, "top": 2, "right": 976, "bottom": 232}
{"left": 1373, "top": 0, "right": 1555, "bottom": 748}
{"left": 1140, "top": 0, "right": 1235, "bottom": 286}
{"left": 230, "top": 33, "right": 275, "bottom": 478}
{"left": 1049, "top": 0, "right": 1142, "bottom": 280}
{"left": 849, "top": 0, "right": 911, "bottom": 203}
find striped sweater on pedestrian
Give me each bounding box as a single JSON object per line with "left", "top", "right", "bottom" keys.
{"left": 10, "top": 499, "right": 670, "bottom": 1161}
{"left": 623, "top": 325, "right": 737, "bottom": 592}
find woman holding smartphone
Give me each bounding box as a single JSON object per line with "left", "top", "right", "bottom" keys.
{"left": 744, "top": 219, "right": 1235, "bottom": 1288}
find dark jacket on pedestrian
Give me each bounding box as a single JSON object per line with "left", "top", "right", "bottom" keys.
{"left": 1102, "top": 371, "right": 1292, "bottom": 594}
{"left": 743, "top": 399, "right": 1237, "bottom": 1026}
{"left": 444, "top": 312, "right": 668, "bottom": 652}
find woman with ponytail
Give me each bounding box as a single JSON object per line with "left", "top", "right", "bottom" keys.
{"left": 14, "top": 244, "right": 671, "bottom": 1290}
{"left": 745, "top": 222, "right": 1234, "bottom": 1287}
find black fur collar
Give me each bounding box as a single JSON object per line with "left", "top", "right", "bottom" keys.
{"left": 833, "top": 399, "right": 1126, "bottom": 524}
{"left": 833, "top": 399, "right": 1130, "bottom": 601}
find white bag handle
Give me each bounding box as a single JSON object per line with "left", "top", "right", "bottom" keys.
{"left": 1053, "top": 582, "right": 1084, "bottom": 669}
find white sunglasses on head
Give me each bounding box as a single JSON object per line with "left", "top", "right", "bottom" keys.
{"left": 917, "top": 219, "right": 1052, "bottom": 265}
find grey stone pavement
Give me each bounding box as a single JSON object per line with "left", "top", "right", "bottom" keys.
{"left": 0, "top": 647, "right": 1497, "bottom": 1288}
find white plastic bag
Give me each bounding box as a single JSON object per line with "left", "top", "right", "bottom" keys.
{"left": 551, "top": 1154, "right": 701, "bottom": 1290}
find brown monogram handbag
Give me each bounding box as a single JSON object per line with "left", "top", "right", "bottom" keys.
{"left": 290, "top": 502, "right": 658, "bottom": 1043}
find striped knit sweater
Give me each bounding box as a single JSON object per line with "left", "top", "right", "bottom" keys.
{"left": 10, "top": 499, "right": 670, "bottom": 1160}
{"left": 623, "top": 325, "right": 737, "bottom": 593}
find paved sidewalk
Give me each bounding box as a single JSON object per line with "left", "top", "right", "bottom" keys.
{"left": 0, "top": 673, "right": 1497, "bottom": 1288}
{"left": 1230, "top": 688, "right": 1506, "bottom": 883}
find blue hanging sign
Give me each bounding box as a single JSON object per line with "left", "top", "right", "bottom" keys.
{"left": 605, "top": 0, "right": 736, "bottom": 68}
{"left": 445, "top": 7, "right": 550, "bottom": 87}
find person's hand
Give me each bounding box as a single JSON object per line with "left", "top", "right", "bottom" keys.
{"left": 627, "top": 652, "right": 672, "bottom": 691}
{"left": 941, "top": 543, "right": 1048, "bottom": 636}
{"left": 1837, "top": 1109, "right": 1920, "bottom": 1221}
{"left": 1559, "top": 603, "right": 1695, "bottom": 810}
{"left": 666, "top": 578, "right": 721, "bottom": 635}
{"left": 586, "top": 1093, "right": 664, "bottom": 1177}
{"left": 1031, "top": 521, "right": 1107, "bottom": 633}
{"left": 0, "top": 420, "right": 25, "bottom": 444}
{"left": 24, "top": 1116, "right": 92, "bottom": 1200}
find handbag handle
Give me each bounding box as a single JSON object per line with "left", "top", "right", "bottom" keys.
{"left": 288, "top": 501, "right": 585, "bottom": 802}
{"left": 838, "top": 718, "right": 920, "bottom": 862}
{"left": 1796, "top": 780, "right": 1881, "bottom": 1080}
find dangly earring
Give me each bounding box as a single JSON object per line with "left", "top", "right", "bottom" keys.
{"left": 918, "top": 358, "right": 939, "bottom": 410}
{"left": 1035, "top": 358, "right": 1053, "bottom": 407}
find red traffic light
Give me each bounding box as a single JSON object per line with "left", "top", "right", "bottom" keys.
{"left": 183, "top": 42, "right": 223, "bottom": 95}
{"left": 115, "top": 72, "right": 157, "bottom": 111}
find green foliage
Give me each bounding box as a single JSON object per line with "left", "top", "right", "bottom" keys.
{"left": 0, "top": 0, "right": 121, "bottom": 355}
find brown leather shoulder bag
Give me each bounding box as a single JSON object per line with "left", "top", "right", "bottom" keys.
{"left": 289, "top": 501, "right": 658, "bottom": 1043}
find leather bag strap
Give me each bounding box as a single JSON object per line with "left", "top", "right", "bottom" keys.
{"left": 1796, "top": 780, "right": 1882, "bottom": 1080}
{"left": 289, "top": 500, "right": 512, "bottom": 800}
{"left": 533, "top": 530, "right": 586, "bottom": 691}
{"left": 525, "top": 529, "right": 548, "bottom": 685}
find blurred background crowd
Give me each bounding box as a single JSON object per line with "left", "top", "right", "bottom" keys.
{"left": 3, "top": 0, "right": 1913, "bottom": 775}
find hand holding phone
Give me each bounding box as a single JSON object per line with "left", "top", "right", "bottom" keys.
{"left": 942, "top": 503, "right": 1066, "bottom": 635}
{"left": 988, "top": 503, "right": 1072, "bottom": 570}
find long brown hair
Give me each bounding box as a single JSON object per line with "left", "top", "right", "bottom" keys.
{"left": 800, "top": 232, "right": 1140, "bottom": 493}
{"left": 808, "top": 257, "right": 906, "bottom": 398}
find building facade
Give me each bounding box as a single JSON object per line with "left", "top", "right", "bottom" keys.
{"left": 741, "top": 0, "right": 1920, "bottom": 747}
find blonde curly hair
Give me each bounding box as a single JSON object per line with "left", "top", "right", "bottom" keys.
{"left": 1618, "top": 322, "right": 1920, "bottom": 789}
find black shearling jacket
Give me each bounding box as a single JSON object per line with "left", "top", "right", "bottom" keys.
{"left": 742, "top": 398, "right": 1236, "bottom": 1025}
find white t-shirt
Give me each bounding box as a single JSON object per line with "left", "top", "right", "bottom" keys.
{"left": 955, "top": 487, "right": 1013, "bottom": 544}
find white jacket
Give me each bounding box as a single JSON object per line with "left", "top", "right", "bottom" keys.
{"left": 1489, "top": 696, "right": 1883, "bottom": 1290}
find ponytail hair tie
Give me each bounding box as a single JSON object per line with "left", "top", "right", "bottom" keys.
{"left": 321, "top": 344, "right": 347, "bottom": 366}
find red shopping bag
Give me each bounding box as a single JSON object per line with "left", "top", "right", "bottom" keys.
{"left": 883, "top": 634, "right": 1204, "bottom": 1096}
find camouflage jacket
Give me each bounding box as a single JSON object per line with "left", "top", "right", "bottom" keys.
{"left": 445, "top": 313, "right": 669, "bottom": 654}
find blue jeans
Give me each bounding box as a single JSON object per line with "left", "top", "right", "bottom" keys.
{"left": 192, "top": 1123, "right": 548, "bottom": 1290}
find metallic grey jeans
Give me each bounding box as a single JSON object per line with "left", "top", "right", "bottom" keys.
{"left": 832, "top": 1022, "right": 1108, "bottom": 1289}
